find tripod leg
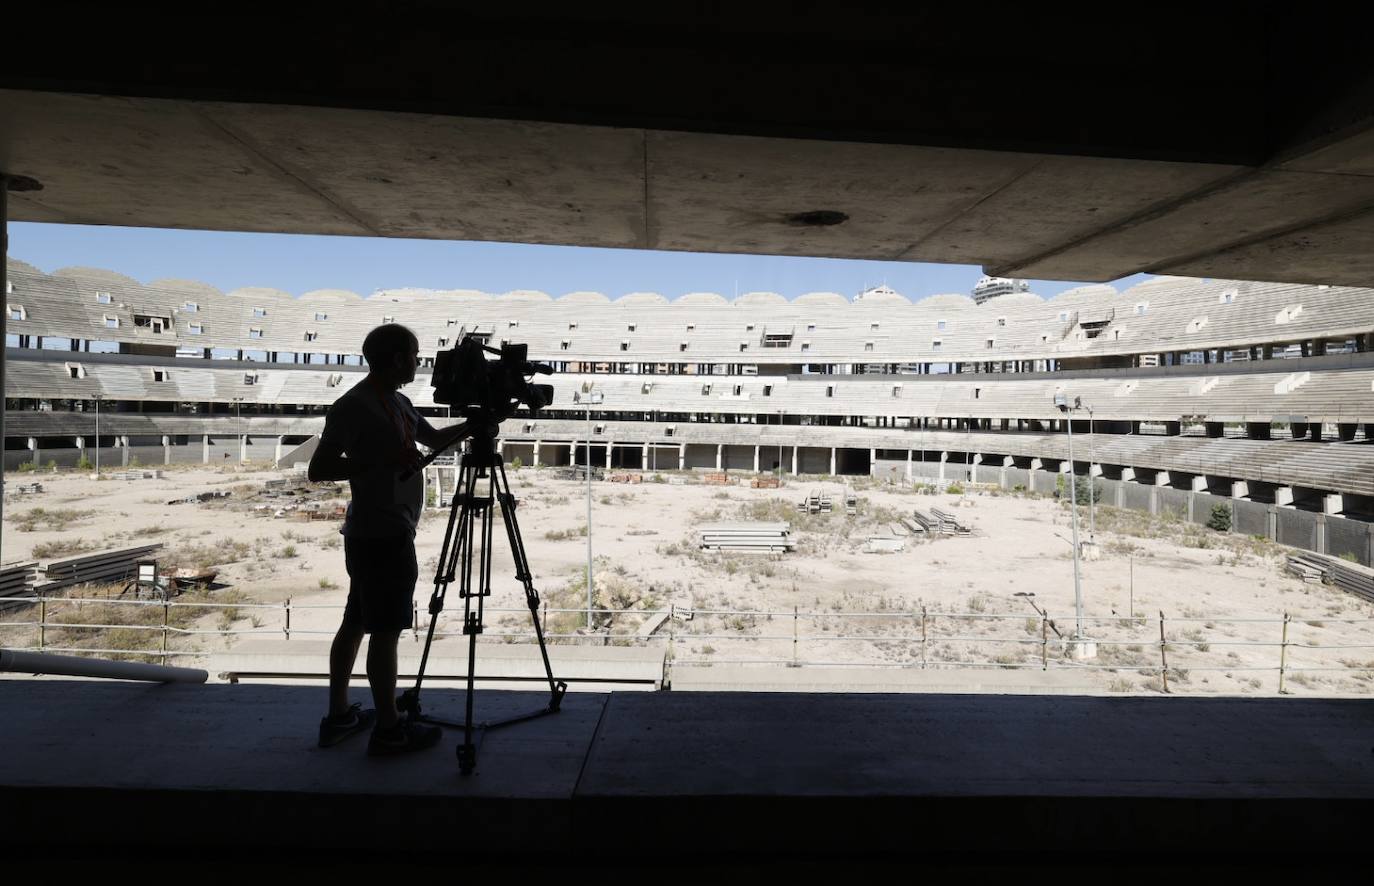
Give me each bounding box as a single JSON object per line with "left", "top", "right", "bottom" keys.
{"left": 496, "top": 462, "right": 568, "bottom": 710}
{"left": 400, "top": 460, "right": 476, "bottom": 720}
{"left": 458, "top": 464, "right": 494, "bottom": 775}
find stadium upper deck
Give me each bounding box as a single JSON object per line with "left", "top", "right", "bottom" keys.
{"left": 6, "top": 261, "right": 1371, "bottom": 369}
{"left": 4, "top": 260, "right": 1374, "bottom": 526}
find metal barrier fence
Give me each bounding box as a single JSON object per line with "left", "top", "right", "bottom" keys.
{"left": 2, "top": 594, "right": 1372, "bottom": 693}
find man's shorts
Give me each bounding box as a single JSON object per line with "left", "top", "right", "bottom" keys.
{"left": 341, "top": 534, "right": 419, "bottom": 634}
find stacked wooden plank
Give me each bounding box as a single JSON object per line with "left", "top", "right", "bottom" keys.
{"left": 37, "top": 544, "right": 163, "bottom": 593}
{"left": 901, "top": 517, "right": 926, "bottom": 535}
{"left": 1286, "top": 554, "right": 1326, "bottom": 584}
{"left": 930, "top": 508, "right": 973, "bottom": 536}
{"left": 697, "top": 522, "right": 796, "bottom": 553}
{"left": 0, "top": 563, "right": 38, "bottom": 611}
{"left": 1287, "top": 553, "right": 1374, "bottom": 602}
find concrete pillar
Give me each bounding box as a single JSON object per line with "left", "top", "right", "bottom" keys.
{"left": 120, "top": 436, "right": 130, "bottom": 467}
{"left": 496, "top": 440, "right": 504, "bottom": 460}
{"left": 643, "top": 442, "right": 650, "bottom": 472}
{"left": 1276, "top": 486, "right": 1294, "bottom": 507}
{"left": 829, "top": 448, "right": 837, "bottom": 476}
{"left": 1089, "top": 463, "right": 1102, "bottom": 478}
{"left": 792, "top": 446, "right": 798, "bottom": 476}
{"left": 906, "top": 450, "right": 913, "bottom": 482}
{"left": 75, "top": 437, "right": 86, "bottom": 467}
{"left": 238, "top": 434, "right": 246, "bottom": 464}
{"left": 162, "top": 435, "right": 172, "bottom": 466}
{"left": 971, "top": 452, "right": 982, "bottom": 483}
{"left": 939, "top": 451, "right": 948, "bottom": 482}
{"left": 869, "top": 448, "right": 877, "bottom": 478}
{"left": 1191, "top": 476, "right": 1207, "bottom": 493}
{"left": 1154, "top": 471, "right": 1170, "bottom": 487}
{"left": 606, "top": 442, "right": 613, "bottom": 470}
{"left": 1231, "top": 480, "right": 1249, "bottom": 499}
{"left": 1029, "top": 458, "right": 1043, "bottom": 471}
{"left": 274, "top": 435, "right": 284, "bottom": 465}
{"left": 1121, "top": 467, "right": 1135, "bottom": 483}
{"left": 26, "top": 437, "right": 39, "bottom": 468}
{"left": 533, "top": 440, "right": 541, "bottom": 467}
{"left": 716, "top": 444, "right": 723, "bottom": 472}
{"left": 679, "top": 443, "right": 686, "bottom": 471}
{"left": 753, "top": 445, "right": 760, "bottom": 473}
{"left": 1323, "top": 494, "right": 1345, "bottom": 516}
{"left": 1316, "top": 514, "right": 1327, "bottom": 554}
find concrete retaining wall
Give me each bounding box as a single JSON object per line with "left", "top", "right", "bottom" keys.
{"left": 872, "top": 457, "right": 907, "bottom": 482}
{"left": 1233, "top": 499, "right": 1269, "bottom": 537}
{"left": 1326, "top": 516, "right": 1372, "bottom": 565}
{"left": 1159, "top": 487, "right": 1190, "bottom": 521}
{"left": 1191, "top": 493, "right": 1232, "bottom": 528}
{"left": 1277, "top": 507, "right": 1315, "bottom": 550}
{"left": 1123, "top": 484, "right": 1153, "bottom": 513}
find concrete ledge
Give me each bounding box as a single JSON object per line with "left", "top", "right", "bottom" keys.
{"left": 2, "top": 680, "right": 1371, "bottom": 863}
{"left": 207, "top": 638, "right": 665, "bottom": 690}
{"left": 669, "top": 665, "right": 1098, "bottom": 694}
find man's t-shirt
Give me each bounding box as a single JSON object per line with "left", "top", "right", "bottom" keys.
{"left": 320, "top": 379, "right": 426, "bottom": 538}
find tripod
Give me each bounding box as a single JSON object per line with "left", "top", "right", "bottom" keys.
{"left": 397, "top": 426, "right": 567, "bottom": 774}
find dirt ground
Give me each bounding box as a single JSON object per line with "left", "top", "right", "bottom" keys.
{"left": 4, "top": 463, "right": 1372, "bottom": 696}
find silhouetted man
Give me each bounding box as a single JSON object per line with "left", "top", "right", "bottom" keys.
{"left": 310, "top": 324, "right": 471, "bottom": 755}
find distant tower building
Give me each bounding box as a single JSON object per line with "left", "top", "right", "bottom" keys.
{"left": 856, "top": 284, "right": 900, "bottom": 301}
{"left": 972, "top": 275, "right": 1029, "bottom": 305}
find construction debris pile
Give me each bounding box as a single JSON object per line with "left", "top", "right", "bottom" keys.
{"left": 204, "top": 477, "right": 347, "bottom": 521}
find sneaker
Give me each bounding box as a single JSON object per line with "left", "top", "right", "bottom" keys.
{"left": 318, "top": 703, "right": 377, "bottom": 748}
{"left": 367, "top": 719, "right": 442, "bottom": 757}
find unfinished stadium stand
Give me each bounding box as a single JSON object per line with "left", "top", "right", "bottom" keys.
{"left": 6, "top": 259, "right": 1374, "bottom": 559}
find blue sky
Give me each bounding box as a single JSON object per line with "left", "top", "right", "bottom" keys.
{"left": 8, "top": 223, "right": 1153, "bottom": 301}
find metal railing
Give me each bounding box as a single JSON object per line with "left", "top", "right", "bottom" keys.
{"left": 3, "top": 593, "right": 1373, "bottom": 694}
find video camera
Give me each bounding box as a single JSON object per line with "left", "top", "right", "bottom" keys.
{"left": 431, "top": 335, "right": 555, "bottom": 419}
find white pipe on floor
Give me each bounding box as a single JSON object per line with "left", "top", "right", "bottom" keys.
{"left": 0, "top": 650, "right": 208, "bottom": 683}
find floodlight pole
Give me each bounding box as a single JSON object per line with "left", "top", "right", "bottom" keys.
{"left": 1065, "top": 412, "right": 1083, "bottom": 638}
{"left": 584, "top": 388, "right": 602, "bottom": 629}
{"left": 1087, "top": 405, "right": 1096, "bottom": 540}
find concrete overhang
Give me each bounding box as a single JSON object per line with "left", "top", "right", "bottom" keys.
{"left": 4, "top": 9, "right": 1374, "bottom": 286}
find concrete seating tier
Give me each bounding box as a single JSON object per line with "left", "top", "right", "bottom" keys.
{"left": 9, "top": 261, "right": 1372, "bottom": 367}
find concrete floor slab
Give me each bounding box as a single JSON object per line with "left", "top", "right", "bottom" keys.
{"left": 3, "top": 679, "right": 1371, "bottom": 861}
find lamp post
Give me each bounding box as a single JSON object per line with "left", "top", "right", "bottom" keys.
{"left": 1086, "top": 403, "right": 1096, "bottom": 540}
{"left": 93, "top": 394, "right": 100, "bottom": 476}
{"left": 583, "top": 386, "right": 603, "bottom": 629}
{"left": 233, "top": 397, "right": 245, "bottom": 464}
{"left": 1053, "top": 393, "right": 1095, "bottom": 659}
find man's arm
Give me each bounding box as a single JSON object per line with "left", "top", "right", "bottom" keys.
{"left": 308, "top": 404, "right": 366, "bottom": 482}
{"left": 414, "top": 416, "right": 473, "bottom": 453}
